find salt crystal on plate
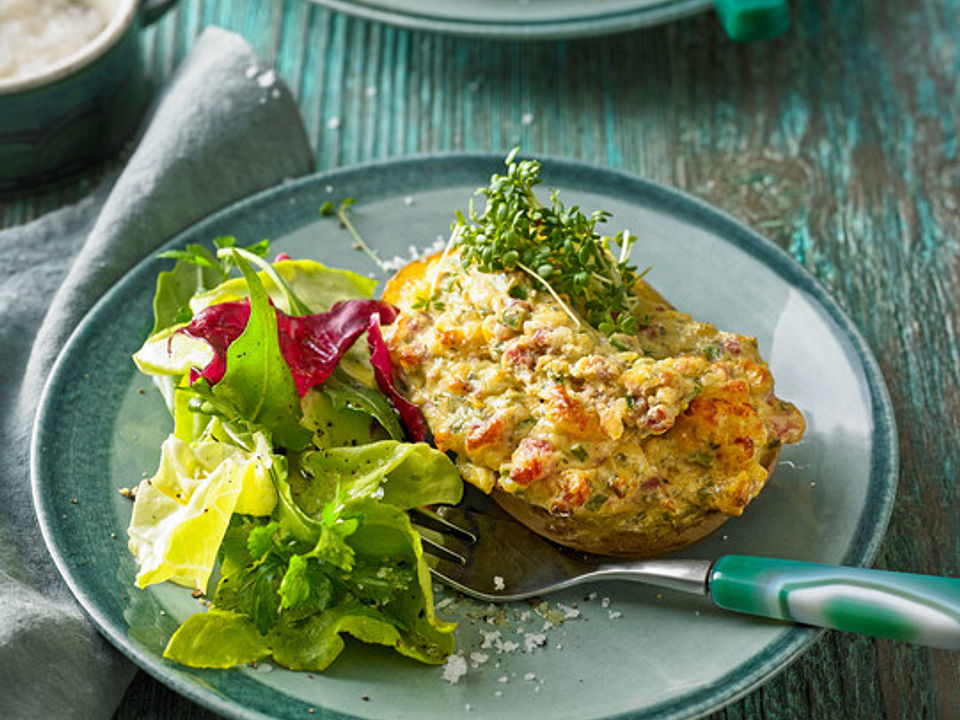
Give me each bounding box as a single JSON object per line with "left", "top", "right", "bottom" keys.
{"left": 442, "top": 654, "right": 468, "bottom": 684}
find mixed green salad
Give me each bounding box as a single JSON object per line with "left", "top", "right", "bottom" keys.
{"left": 127, "top": 238, "right": 462, "bottom": 672}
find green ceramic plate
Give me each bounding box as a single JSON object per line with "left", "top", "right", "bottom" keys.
{"left": 33, "top": 154, "right": 898, "bottom": 720}
{"left": 307, "top": 0, "right": 712, "bottom": 40}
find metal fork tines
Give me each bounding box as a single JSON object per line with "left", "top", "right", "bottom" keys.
{"left": 410, "top": 486, "right": 713, "bottom": 603}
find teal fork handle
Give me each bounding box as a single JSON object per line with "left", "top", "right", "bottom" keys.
{"left": 709, "top": 555, "right": 960, "bottom": 650}
{"left": 714, "top": 0, "right": 789, "bottom": 41}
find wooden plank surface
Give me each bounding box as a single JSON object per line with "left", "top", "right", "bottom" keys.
{"left": 3, "top": 0, "right": 957, "bottom": 718}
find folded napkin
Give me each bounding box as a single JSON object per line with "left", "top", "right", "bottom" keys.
{"left": 0, "top": 27, "right": 313, "bottom": 720}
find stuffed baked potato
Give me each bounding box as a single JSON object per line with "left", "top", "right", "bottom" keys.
{"left": 382, "top": 250, "right": 805, "bottom": 557}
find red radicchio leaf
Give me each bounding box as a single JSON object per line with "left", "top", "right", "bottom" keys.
{"left": 278, "top": 299, "right": 397, "bottom": 396}
{"left": 367, "top": 316, "right": 429, "bottom": 442}
{"left": 182, "top": 300, "right": 251, "bottom": 385}
{"left": 181, "top": 298, "right": 398, "bottom": 396}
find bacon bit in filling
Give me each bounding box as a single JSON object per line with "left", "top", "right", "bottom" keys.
{"left": 552, "top": 470, "right": 591, "bottom": 514}
{"left": 509, "top": 437, "right": 555, "bottom": 486}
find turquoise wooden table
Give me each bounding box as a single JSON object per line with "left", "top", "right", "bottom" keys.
{"left": 3, "top": 0, "right": 958, "bottom": 717}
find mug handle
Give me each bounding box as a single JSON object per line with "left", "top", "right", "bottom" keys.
{"left": 141, "top": 0, "right": 179, "bottom": 26}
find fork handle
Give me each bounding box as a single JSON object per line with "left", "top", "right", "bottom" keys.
{"left": 709, "top": 555, "right": 960, "bottom": 650}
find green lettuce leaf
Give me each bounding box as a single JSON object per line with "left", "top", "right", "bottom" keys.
{"left": 296, "top": 441, "right": 463, "bottom": 515}
{"left": 127, "top": 432, "right": 278, "bottom": 590}
{"left": 300, "top": 387, "right": 389, "bottom": 450}
{"left": 151, "top": 237, "right": 271, "bottom": 335}
{"left": 189, "top": 259, "right": 377, "bottom": 316}
{"left": 150, "top": 244, "right": 223, "bottom": 335}
{"left": 163, "top": 609, "right": 270, "bottom": 668}
{"left": 268, "top": 604, "right": 404, "bottom": 672}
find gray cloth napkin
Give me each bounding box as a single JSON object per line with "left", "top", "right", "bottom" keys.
{"left": 0, "top": 27, "right": 313, "bottom": 720}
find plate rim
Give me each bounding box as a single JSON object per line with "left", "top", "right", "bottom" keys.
{"left": 306, "top": 0, "right": 713, "bottom": 40}
{"left": 31, "top": 151, "right": 899, "bottom": 720}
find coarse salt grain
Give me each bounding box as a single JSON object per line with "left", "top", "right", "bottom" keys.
{"left": 469, "top": 651, "right": 489, "bottom": 667}
{"left": 442, "top": 654, "right": 468, "bottom": 684}
{"left": 608, "top": 610, "right": 622, "bottom": 620}
{"left": 556, "top": 603, "right": 580, "bottom": 619}
{"left": 245, "top": 65, "right": 258, "bottom": 79}
{"left": 480, "top": 630, "right": 500, "bottom": 649}
{"left": 257, "top": 69, "right": 276, "bottom": 88}
{"left": 524, "top": 673, "right": 536, "bottom": 681}
{"left": 601, "top": 597, "right": 610, "bottom": 608}
{"left": 524, "top": 633, "right": 546, "bottom": 652}
{"left": 493, "top": 575, "right": 505, "bottom": 590}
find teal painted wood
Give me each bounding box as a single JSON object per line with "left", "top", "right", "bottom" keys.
{"left": 1, "top": 0, "right": 958, "bottom": 717}
{"left": 710, "top": 556, "right": 960, "bottom": 649}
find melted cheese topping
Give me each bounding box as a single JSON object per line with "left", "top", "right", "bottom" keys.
{"left": 384, "top": 251, "right": 804, "bottom": 531}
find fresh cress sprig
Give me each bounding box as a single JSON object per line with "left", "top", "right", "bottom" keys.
{"left": 454, "top": 149, "right": 642, "bottom": 335}
{"left": 320, "top": 198, "right": 387, "bottom": 273}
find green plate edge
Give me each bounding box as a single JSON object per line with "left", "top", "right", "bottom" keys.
{"left": 31, "top": 152, "right": 899, "bottom": 720}
{"left": 306, "top": 0, "right": 713, "bottom": 40}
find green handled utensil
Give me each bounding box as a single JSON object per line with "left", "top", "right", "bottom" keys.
{"left": 710, "top": 555, "right": 958, "bottom": 647}
{"left": 416, "top": 488, "right": 960, "bottom": 651}
{"left": 714, "top": 0, "right": 790, "bottom": 41}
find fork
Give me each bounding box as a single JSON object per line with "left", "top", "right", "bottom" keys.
{"left": 411, "top": 487, "right": 960, "bottom": 651}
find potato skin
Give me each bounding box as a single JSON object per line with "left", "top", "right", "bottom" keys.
{"left": 491, "top": 448, "right": 780, "bottom": 557}
{"left": 382, "top": 252, "right": 804, "bottom": 557}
